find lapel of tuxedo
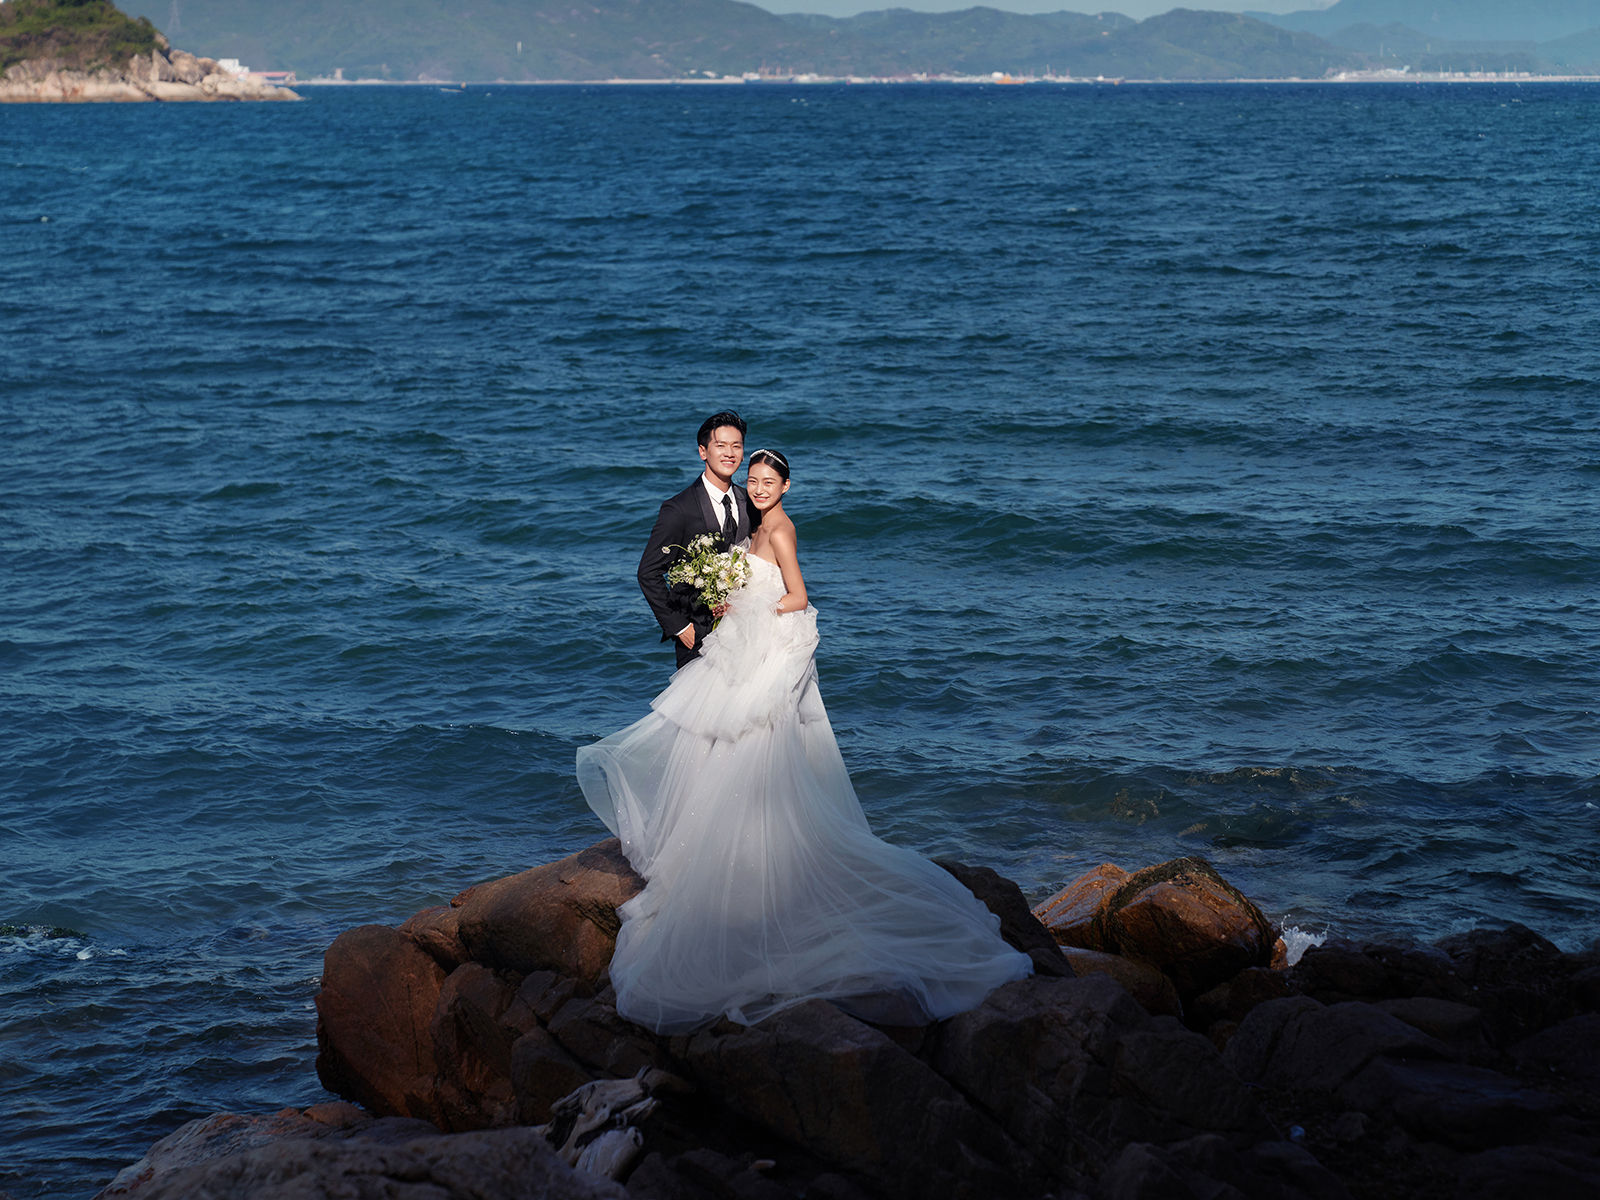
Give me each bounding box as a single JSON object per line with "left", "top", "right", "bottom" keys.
{"left": 693, "top": 478, "right": 719, "bottom": 535}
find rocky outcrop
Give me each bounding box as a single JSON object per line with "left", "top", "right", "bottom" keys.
{"left": 926, "top": 973, "right": 1269, "bottom": 1182}
{"left": 108, "top": 1126, "right": 626, "bottom": 1200}
{"left": 95, "top": 1103, "right": 457, "bottom": 1198}
{"left": 1058, "top": 945, "right": 1184, "bottom": 1019}
{"left": 1290, "top": 924, "right": 1597, "bottom": 1046}
{"left": 301, "top": 840, "right": 1355, "bottom": 1199}
{"left": 0, "top": 45, "right": 297, "bottom": 102}
{"left": 1034, "top": 856, "right": 1281, "bottom": 1005}
{"left": 314, "top": 839, "right": 646, "bottom": 1132}
{"left": 99, "top": 842, "right": 1600, "bottom": 1200}
{"left": 314, "top": 923, "right": 449, "bottom": 1125}
{"left": 935, "top": 858, "right": 1077, "bottom": 977}
{"left": 1036, "top": 861, "right": 1131, "bottom": 948}
{"left": 687, "top": 996, "right": 1044, "bottom": 1198}
{"left": 453, "top": 840, "right": 645, "bottom": 983}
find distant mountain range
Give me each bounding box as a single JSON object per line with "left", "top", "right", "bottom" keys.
{"left": 1253, "top": 0, "right": 1600, "bottom": 71}
{"left": 1252, "top": 0, "right": 1600, "bottom": 44}
{"left": 150, "top": 0, "right": 1356, "bottom": 80}
{"left": 123, "top": 0, "right": 1600, "bottom": 80}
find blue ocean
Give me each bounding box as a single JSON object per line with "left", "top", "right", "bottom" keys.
{"left": 3, "top": 81, "right": 1598, "bottom": 1197}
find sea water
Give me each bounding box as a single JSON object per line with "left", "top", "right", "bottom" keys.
{"left": 3, "top": 82, "right": 1598, "bottom": 1197}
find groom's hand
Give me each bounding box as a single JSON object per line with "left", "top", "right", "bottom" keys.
{"left": 678, "top": 626, "right": 697, "bottom": 650}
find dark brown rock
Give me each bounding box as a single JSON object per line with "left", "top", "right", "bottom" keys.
{"left": 504, "top": 969, "right": 592, "bottom": 1030}
{"left": 624, "top": 1151, "right": 717, "bottom": 1200}
{"left": 400, "top": 905, "right": 471, "bottom": 971}
{"left": 1509, "top": 1013, "right": 1600, "bottom": 1088}
{"left": 1375, "top": 997, "right": 1492, "bottom": 1062}
{"left": 1341, "top": 1058, "right": 1568, "bottom": 1150}
{"left": 314, "top": 924, "right": 447, "bottom": 1123}
{"left": 510, "top": 1026, "right": 595, "bottom": 1125}
{"left": 1191, "top": 967, "right": 1289, "bottom": 1029}
{"left": 1433, "top": 924, "right": 1584, "bottom": 1043}
{"left": 1242, "top": 1140, "right": 1353, "bottom": 1200}
{"left": 94, "top": 1107, "right": 460, "bottom": 1198}
{"left": 1290, "top": 926, "right": 1591, "bottom": 1048}
{"left": 1033, "top": 862, "right": 1129, "bottom": 950}
{"left": 1109, "top": 1018, "right": 1271, "bottom": 1148}
{"left": 1270, "top": 936, "right": 1289, "bottom": 971}
{"left": 928, "top": 974, "right": 1266, "bottom": 1184}
{"left": 1095, "top": 1142, "right": 1199, "bottom": 1200}
{"left": 1093, "top": 857, "right": 1278, "bottom": 999}
{"left": 935, "top": 859, "right": 1073, "bottom": 975}
{"left": 1223, "top": 996, "right": 1571, "bottom": 1152}
{"left": 430, "top": 963, "right": 520, "bottom": 1131}
{"left": 454, "top": 838, "right": 644, "bottom": 983}
{"left": 1572, "top": 961, "right": 1600, "bottom": 1010}
{"left": 1455, "top": 1144, "right": 1600, "bottom": 1200}
{"left": 96, "top": 1109, "right": 331, "bottom": 1198}
{"left": 547, "top": 996, "right": 673, "bottom": 1078}
{"left": 1099, "top": 1134, "right": 1351, "bottom": 1200}
{"left": 1056, "top": 946, "right": 1183, "bottom": 1019}
{"left": 673, "top": 1148, "right": 801, "bottom": 1200}
{"left": 1290, "top": 940, "right": 1393, "bottom": 1002}
{"left": 686, "top": 998, "right": 1041, "bottom": 1200}
{"left": 118, "top": 1126, "right": 628, "bottom": 1200}
{"left": 1222, "top": 997, "right": 1455, "bottom": 1093}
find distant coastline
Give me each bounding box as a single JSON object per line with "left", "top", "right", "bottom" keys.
{"left": 133, "top": 1, "right": 1600, "bottom": 89}
{"left": 291, "top": 72, "right": 1600, "bottom": 86}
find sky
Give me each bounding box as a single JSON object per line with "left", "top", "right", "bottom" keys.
{"left": 759, "top": 0, "right": 1335, "bottom": 18}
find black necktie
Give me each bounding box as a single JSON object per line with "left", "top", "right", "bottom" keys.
{"left": 721, "top": 493, "right": 737, "bottom": 544}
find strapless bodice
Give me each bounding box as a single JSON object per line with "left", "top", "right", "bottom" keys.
{"left": 745, "top": 552, "right": 782, "bottom": 584}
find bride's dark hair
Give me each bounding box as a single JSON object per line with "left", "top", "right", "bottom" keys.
{"left": 747, "top": 448, "right": 790, "bottom": 481}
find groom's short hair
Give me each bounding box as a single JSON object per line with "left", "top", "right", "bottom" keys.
{"left": 698, "top": 411, "right": 747, "bottom": 447}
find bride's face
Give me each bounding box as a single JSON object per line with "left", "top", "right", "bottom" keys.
{"left": 746, "top": 463, "right": 789, "bottom": 511}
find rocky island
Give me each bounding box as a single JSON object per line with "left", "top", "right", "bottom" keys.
{"left": 87, "top": 840, "right": 1599, "bottom": 1200}
{"left": 0, "top": 0, "right": 296, "bottom": 102}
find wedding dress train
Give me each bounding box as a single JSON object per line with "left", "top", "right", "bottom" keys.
{"left": 576, "top": 553, "right": 1031, "bottom": 1034}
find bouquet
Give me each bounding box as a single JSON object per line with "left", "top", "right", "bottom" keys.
{"left": 666, "top": 533, "right": 752, "bottom": 626}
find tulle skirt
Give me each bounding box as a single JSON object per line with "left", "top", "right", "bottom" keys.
{"left": 576, "top": 560, "right": 1031, "bottom": 1034}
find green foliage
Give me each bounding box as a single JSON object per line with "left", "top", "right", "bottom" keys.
{"left": 0, "top": 0, "right": 159, "bottom": 72}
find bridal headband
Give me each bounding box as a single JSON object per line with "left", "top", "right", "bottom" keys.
{"left": 749, "top": 448, "right": 788, "bottom": 467}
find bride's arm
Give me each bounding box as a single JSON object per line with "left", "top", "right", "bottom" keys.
{"left": 769, "top": 527, "right": 808, "bottom": 614}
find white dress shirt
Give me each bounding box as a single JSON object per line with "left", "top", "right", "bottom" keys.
{"left": 702, "top": 472, "right": 737, "bottom": 527}
{"left": 677, "top": 473, "right": 738, "bottom": 637}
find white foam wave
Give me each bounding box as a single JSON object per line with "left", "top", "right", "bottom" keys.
{"left": 1280, "top": 924, "right": 1327, "bottom": 966}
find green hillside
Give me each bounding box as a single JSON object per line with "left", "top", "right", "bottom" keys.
{"left": 1541, "top": 23, "right": 1600, "bottom": 68}
{"left": 1256, "top": 0, "right": 1600, "bottom": 43}
{"left": 162, "top": 0, "right": 1362, "bottom": 80}
{"left": 0, "top": 0, "right": 159, "bottom": 72}
{"left": 160, "top": 0, "right": 813, "bottom": 81}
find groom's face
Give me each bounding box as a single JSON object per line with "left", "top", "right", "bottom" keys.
{"left": 699, "top": 426, "right": 745, "bottom": 485}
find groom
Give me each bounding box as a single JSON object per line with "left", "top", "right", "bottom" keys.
{"left": 638, "top": 411, "right": 757, "bottom": 669}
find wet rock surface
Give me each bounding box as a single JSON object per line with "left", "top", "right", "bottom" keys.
{"left": 108, "top": 1127, "right": 627, "bottom": 1200}
{"left": 97, "top": 845, "right": 1598, "bottom": 1200}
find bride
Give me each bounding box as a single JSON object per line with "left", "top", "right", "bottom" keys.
{"left": 576, "top": 449, "right": 1031, "bottom": 1034}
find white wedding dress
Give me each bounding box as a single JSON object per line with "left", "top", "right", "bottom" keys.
{"left": 576, "top": 552, "right": 1032, "bottom": 1034}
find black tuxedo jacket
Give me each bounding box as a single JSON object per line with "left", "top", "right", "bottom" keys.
{"left": 638, "top": 477, "right": 756, "bottom": 666}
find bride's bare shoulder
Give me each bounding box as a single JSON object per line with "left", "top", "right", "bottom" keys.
{"left": 766, "top": 511, "right": 798, "bottom": 546}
